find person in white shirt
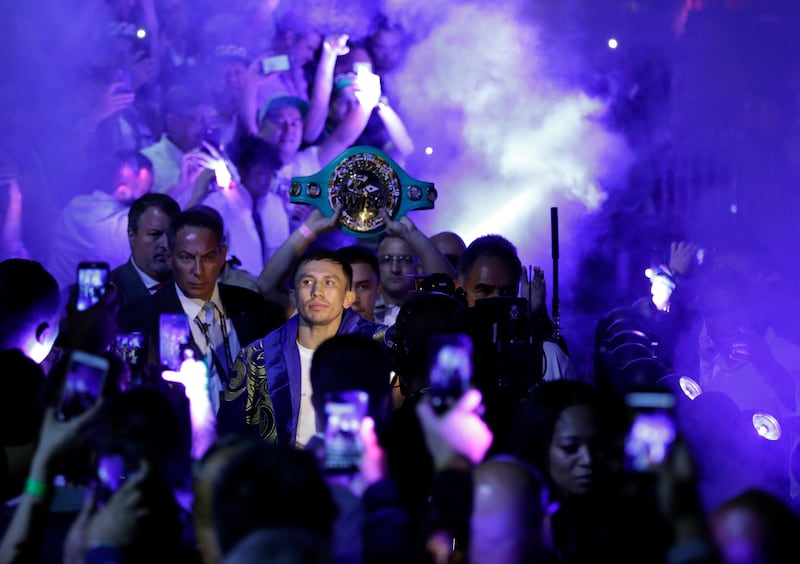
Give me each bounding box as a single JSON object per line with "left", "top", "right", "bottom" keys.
{"left": 141, "top": 84, "right": 219, "bottom": 207}
{"left": 47, "top": 151, "right": 154, "bottom": 292}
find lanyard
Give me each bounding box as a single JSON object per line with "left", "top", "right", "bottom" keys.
{"left": 194, "top": 303, "right": 234, "bottom": 378}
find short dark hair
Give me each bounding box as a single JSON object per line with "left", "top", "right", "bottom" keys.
{"left": 457, "top": 234, "right": 522, "bottom": 283}
{"left": 337, "top": 245, "right": 380, "bottom": 282}
{"left": 230, "top": 135, "right": 282, "bottom": 177}
{"left": 167, "top": 206, "right": 225, "bottom": 251}
{"left": 212, "top": 442, "right": 338, "bottom": 555}
{"left": 291, "top": 247, "right": 353, "bottom": 290}
{"left": 310, "top": 333, "right": 392, "bottom": 424}
{"left": 0, "top": 259, "right": 60, "bottom": 346}
{"left": 163, "top": 83, "right": 214, "bottom": 115}
{"left": 99, "top": 150, "right": 153, "bottom": 193}
{"left": 128, "top": 193, "right": 180, "bottom": 234}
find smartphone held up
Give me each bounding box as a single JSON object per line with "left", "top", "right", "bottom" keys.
{"left": 76, "top": 261, "right": 109, "bottom": 312}
{"left": 323, "top": 390, "right": 369, "bottom": 474}
{"left": 429, "top": 333, "right": 474, "bottom": 415}
{"left": 261, "top": 54, "right": 291, "bottom": 74}
{"left": 623, "top": 388, "right": 678, "bottom": 473}
{"left": 56, "top": 350, "right": 109, "bottom": 421}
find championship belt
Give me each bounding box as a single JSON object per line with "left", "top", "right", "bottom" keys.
{"left": 289, "top": 146, "right": 437, "bottom": 238}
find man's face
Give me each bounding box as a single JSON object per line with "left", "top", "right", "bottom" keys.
{"left": 460, "top": 255, "right": 519, "bottom": 307}
{"left": 115, "top": 163, "right": 153, "bottom": 205}
{"left": 293, "top": 259, "right": 355, "bottom": 328}
{"left": 258, "top": 104, "right": 304, "bottom": 163}
{"left": 130, "top": 206, "right": 172, "bottom": 280}
{"left": 289, "top": 31, "right": 323, "bottom": 67}
{"left": 350, "top": 261, "right": 380, "bottom": 321}
{"left": 368, "top": 28, "right": 404, "bottom": 73}
{"left": 377, "top": 237, "right": 420, "bottom": 301}
{"left": 170, "top": 226, "right": 226, "bottom": 301}
{"left": 241, "top": 162, "right": 274, "bottom": 200}
{"left": 328, "top": 85, "right": 358, "bottom": 127}
{"left": 166, "top": 104, "right": 219, "bottom": 153}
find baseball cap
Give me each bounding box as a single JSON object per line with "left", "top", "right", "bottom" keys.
{"left": 257, "top": 95, "right": 310, "bottom": 126}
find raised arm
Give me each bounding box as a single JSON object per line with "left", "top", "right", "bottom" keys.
{"left": 375, "top": 97, "right": 415, "bottom": 166}
{"left": 316, "top": 70, "right": 381, "bottom": 166}
{"left": 379, "top": 211, "right": 457, "bottom": 280}
{"left": 0, "top": 405, "right": 101, "bottom": 564}
{"left": 304, "top": 34, "right": 350, "bottom": 144}
{"left": 256, "top": 207, "right": 343, "bottom": 300}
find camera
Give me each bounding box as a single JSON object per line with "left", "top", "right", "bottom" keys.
{"left": 467, "top": 297, "right": 543, "bottom": 400}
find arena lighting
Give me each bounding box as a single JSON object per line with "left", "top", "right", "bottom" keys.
{"left": 752, "top": 412, "right": 782, "bottom": 441}
{"left": 425, "top": 146, "right": 434, "bottom": 155}
{"left": 678, "top": 376, "right": 703, "bottom": 400}
{"left": 136, "top": 28, "right": 147, "bottom": 39}
{"left": 607, "top": 38, "right": 618, "bottom": 49}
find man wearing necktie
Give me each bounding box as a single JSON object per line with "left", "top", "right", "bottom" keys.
{"left": 119, "top": 206, "right": 284, "bottom": 411}
{"left": 109, "top": 193, "right": 181, "bottom": 307}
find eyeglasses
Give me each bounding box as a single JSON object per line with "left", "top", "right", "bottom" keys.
{"left": 378, "top": 254, "right": 420, "bottom": 265}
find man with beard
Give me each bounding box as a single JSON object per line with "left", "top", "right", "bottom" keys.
{"left": 110, "top": 193, "right": 181, "bottom": 307}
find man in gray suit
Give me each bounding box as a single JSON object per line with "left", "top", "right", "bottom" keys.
{"left": 110, "top": 193, "right": 180, "bottom": 307}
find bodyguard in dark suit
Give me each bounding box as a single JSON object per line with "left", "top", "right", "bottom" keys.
{"left": 119, "top": 206, "right": 284, "bottom": 407}
{"left": 110, "top": 193, "right": 181, "bottom": 307}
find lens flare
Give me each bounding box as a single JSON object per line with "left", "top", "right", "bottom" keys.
{"left": 752, "top": 412, "right": 781, "bottom": 441}
{"left": 678, "top": 376, "right": 703, "bottom": 400}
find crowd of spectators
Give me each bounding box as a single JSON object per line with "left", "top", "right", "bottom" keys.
{"left": 1, "top": 1, "right": 800, "bottom": 563}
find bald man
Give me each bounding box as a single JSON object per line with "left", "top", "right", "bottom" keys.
{"left": 470, "top": 456, "right": 554, "bottom": 564}
{"left": 430, "top": 231, "right": 467, "bottom": 271}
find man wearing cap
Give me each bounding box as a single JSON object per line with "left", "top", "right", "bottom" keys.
{"left": 254, "top": 64, "right": 382, "bottom": 236}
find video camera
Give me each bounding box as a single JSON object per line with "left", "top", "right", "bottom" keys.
{"left": 466, "top": 296, "right": 544, "bottom": 400}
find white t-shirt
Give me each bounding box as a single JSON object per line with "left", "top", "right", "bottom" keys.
{"left": 295, "top": 341, "right": 317, "bottom": 448}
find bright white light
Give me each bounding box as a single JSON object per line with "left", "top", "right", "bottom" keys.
{"left": 608, "top": 38, "right": 618, "bottom": 49}
{"left": 678, "top": 377, "right": 703, "bottom": 400}
{"left": 752, "top": 412, "right": 781, "bottom": 441}
{"left": 136, "top": 28, "right": 147, "bottom": 39}
{"left": 730, "top": 203, "right": 738, "bottom": 213}
{"left": 425, "top": 146, "right": 434, "bottom": 155}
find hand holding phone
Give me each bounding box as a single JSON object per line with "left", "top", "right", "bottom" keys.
{"left": 56, "top": 350, "right": 109, "bottom": 421}
{"left": 261, "top": 54, "right": 291, "bottom": 74}
{"left": 429, "top": 333, "right": 473, "bottom": 415}
{"left": 76, "top": 262, "right": 110, "bottom": 312}
{"left": 623, "top": 388, "right": 678, "bottom": 473}
{"left": 159, "top": 313, "right": 191, "bottom": 371}
{"left": 323, "top": 390, "right": 369, "bottom": 474}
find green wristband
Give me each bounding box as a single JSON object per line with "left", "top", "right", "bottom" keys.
{"left": 24, "top": 477, "right": 49, "bottom": 499}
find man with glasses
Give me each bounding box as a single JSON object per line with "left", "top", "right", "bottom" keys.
{"left": 141, "top": 84, "right": 221, "bottom": 206}
{"left": 373, "top": 215, "right": 455, "bottom": 326}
